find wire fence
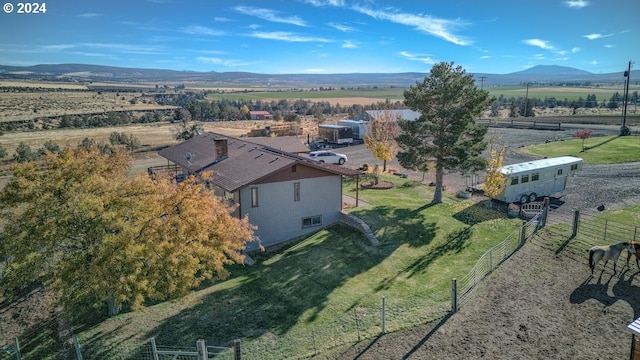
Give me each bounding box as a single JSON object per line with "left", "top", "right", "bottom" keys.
{"left": 13, "top": 201, "right": 635, "bottom": 360}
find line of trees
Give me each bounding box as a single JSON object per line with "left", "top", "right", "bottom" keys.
{"left": 491, "top": 91, "right": 639, "bottom": 117}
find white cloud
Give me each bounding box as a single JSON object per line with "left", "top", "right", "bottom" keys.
{"left": 181, "top": 25, "right": 224, "bottom": 36}
{"left": 341, "top": 40, "right": 358, "bottom": 49}
{"left": 78, "top": 13, "right": 102, "bottom": 18}
{"left": 523, "top": 39, "right": 555, "bottom": 50}
{"left": 214, "top": 17, "right": 231, "bottom": 22}
{"left": 304, "top": 68, "right": 326, "bottom": 73}
{"left": 305, "top": 0, "right": 470, "bottom": 46}
{"left": 571, "top": 47, "right": 581, "bottom": 53}
{"left": 329, "top": 23, "right": 357, "bottom": 32}
{"left": 234, "top": 6, "right": 307, "bottom": 27}
{"left": 604, "top": 44, "right": 614, "bottom": 48}
{"left": 196, "top": 57, "right": 249, "bottom": 67}
{"left": 590, "top": 59, "right": 598, "bottom": 65}
{"left": 583, "top": 33, "right": 605, "bottom": 40}
{"left": 583, "top": 30, "right": 627, "bottom": 40}
{"left": 352, "top": 5, "right": 470, "bottom": 46}
{"left": 400, "top": 51, "right": 436, "bottom": 65}
{"left": 248, "top": 31, "right": 331, "bottom": 43}
{"left": 564, "top": 0, "right": 589, "bottom": 8}
{"left": 480, "top": 55, "right": 491, "bottom": 60}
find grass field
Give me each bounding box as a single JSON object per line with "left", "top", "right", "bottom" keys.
{"left": 521, "top": 135, "right": 640, "bottom": 164}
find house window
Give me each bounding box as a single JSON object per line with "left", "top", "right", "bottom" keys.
{"left": 224, "top": 191, "right": 235, "bottom": 201}
{"left": 294, "top": 182, "right": 300, "bottom": 202}
{"left": 302, "top": 215, "right": 322, "bottom": 228}
{"left": 251, "top": 187, "right": 259, "bottom": 207}
{"left": 510, "top": 177, "right": 519, "bottom": 186}
{"left": 571, "top": 164, "right": 578, "bottom": 171}
{"left": 557, "top": 168, "right": 563, "bottom": 176}
{"left": 521, "top": 174, "right": 529, "bottom": 184}
{"left": 292, "top": 165, "right": 297, "bottom": 172}
{"left": 531, "top": 172, "right": 539, "bottom": 181}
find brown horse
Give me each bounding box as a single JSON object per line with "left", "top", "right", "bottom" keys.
{"left": 588, "top": 241, "right": 636, "bottom": 275}
{"left": 626, "top": 241, "right": 640, "bottom": 270}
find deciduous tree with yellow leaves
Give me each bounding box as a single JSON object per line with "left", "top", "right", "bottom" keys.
{"left": 0, "top": 145, "right": 254, "bottom": 318}
{"left": 482, "top": 134, "right": 508, "bottom": 202}
{"left": 363, "top": 110, "right": 399, "bottom": 173}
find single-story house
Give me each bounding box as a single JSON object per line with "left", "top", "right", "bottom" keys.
{"left": 249, "top": 111, "right": 273, "bottom": 120}
{"left": 155, "top": 132, "right": 361, "bottom": 251}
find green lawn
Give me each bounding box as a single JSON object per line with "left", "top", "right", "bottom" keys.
{"left": 76, "top": 175, "right": 522, "bottom": 359}
{"left": 521, "top": 135, "right": 640, "bottom": 164}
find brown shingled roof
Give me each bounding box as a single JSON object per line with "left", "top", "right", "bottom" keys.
{"left": 158, "top": 132, "right": 362, "bottom": 192}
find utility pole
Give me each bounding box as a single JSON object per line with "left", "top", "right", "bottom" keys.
{"left": 523, "top": 82, "right": 530, "bottom": 117}
{"left": 478, "top": 76, "right": 487, "bottom": 90}
{"left": 621, "top": 60, "right": 633, "bottom": 136}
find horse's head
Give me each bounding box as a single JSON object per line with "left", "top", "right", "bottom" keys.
{"left": 627, "top": 242, "right": 637, "bottom": 254}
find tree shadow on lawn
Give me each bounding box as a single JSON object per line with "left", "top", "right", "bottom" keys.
{"left": 142, "top": 204, "right": 453, "bottom": 349}
{"left": 124, "top": 222, "right": 416, "bottom": 352}
{"left": 82, "top": 204, "right": 474, "bottom": 357}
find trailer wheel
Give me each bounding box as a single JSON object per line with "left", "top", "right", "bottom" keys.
{"left": 529, "top": 193, "right": 537, "bottom": 202}
{"left": 520, "top": 194, "right": 529, "bottom": 204}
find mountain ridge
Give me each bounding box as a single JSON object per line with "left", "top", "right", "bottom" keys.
{"left": 0, "top": 63, "right": 635, "bottom": 87}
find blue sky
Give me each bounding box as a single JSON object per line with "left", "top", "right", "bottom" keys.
{"left": 1, "top": 0, "right": 638, "bottom": 74}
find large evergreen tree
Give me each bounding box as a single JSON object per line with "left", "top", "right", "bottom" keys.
{"left": 397, "top": 62, "right": 490, "bottom": 204}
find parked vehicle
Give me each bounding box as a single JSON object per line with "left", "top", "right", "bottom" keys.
{"left": 493, "top": 156, "right": 583, "bottom": 204}
{"left": 308, "top": 150, "right": 348, "bottom": 165}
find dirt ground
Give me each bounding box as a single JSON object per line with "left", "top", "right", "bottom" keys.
{"left": 336, "top": 236, "right": 639, "bottom": 360}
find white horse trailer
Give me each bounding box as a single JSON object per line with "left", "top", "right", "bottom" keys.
{"left": 494, "top": 156, "right": 583, "bottom": 204}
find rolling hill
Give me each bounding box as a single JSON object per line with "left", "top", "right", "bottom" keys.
{"left": 0, "top": 63, "right": 636, "bottom": 87}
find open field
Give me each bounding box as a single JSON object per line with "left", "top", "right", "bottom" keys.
{"left": 205, "top": 84, "right": 638, "bottom": 104}
{"left": 0, "top": 91, "right": 176, "bottom": 122}
{"left": 487, "top": 84, "right": 637, "bottom": 101}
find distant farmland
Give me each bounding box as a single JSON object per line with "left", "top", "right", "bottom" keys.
{"left": 205, "top": 84, "right": 636, "bottom": 103}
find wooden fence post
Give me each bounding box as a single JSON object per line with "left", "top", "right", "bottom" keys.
{"left": 540, "top": 197, "right": 550, "bottom": 228}
{"left": 233, "top": 339, "right": 241, "bottom": 360}
{"left": 381, "top": 296, "right": 386, "bottom": 334}
{"left": 451, "top": 279, "right": 458, "bottom": 314}
{"left": 196, "top": 339, "right": 207, "bottom": 360}
{"left": 520, "top": 220, "right": 527, "bottom": 245}
{"left": 572, "top": 210, "right": 580, "bottom": 238}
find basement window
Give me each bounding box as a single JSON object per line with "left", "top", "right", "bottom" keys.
{"left": 302, "top": 215, "right": 322, "bottom": 229}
